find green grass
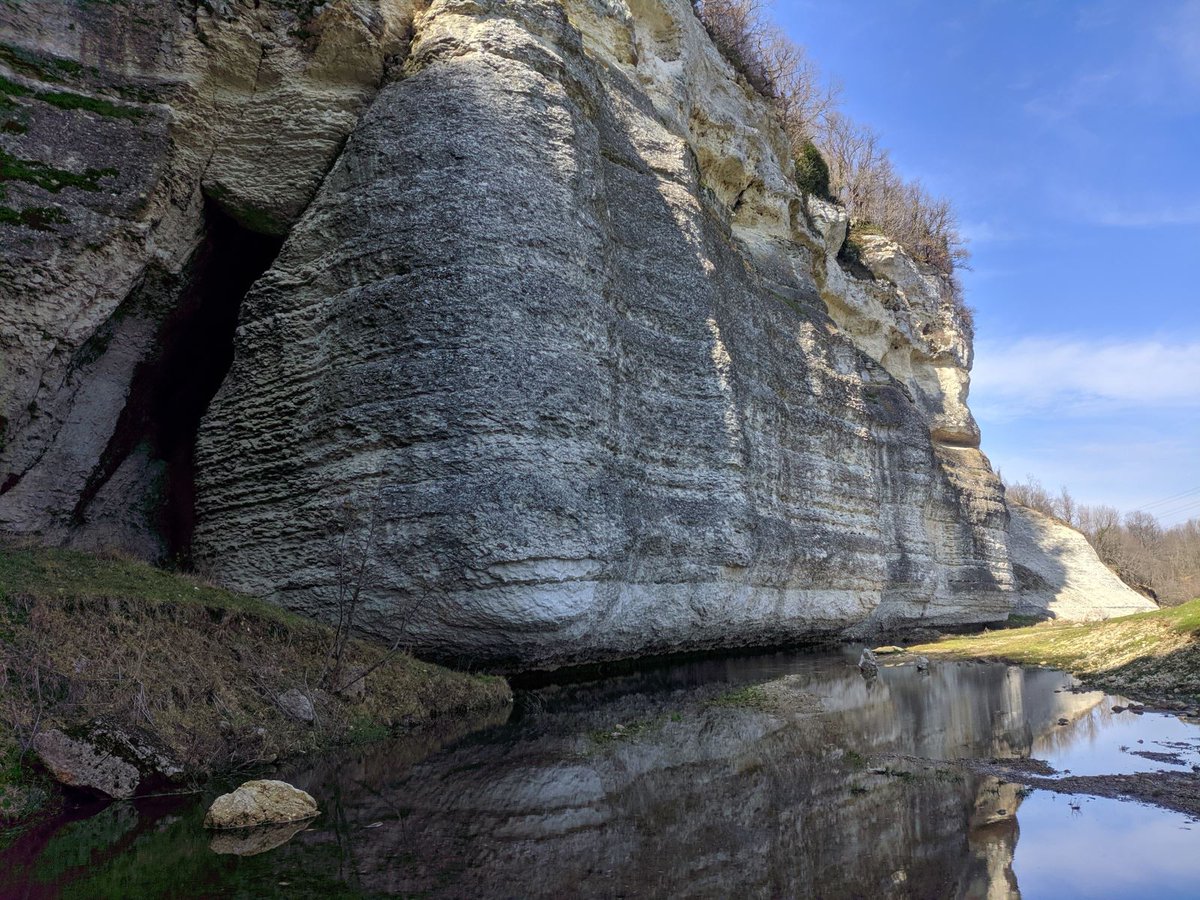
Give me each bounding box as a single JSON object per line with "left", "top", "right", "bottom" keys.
{"left": 910, "top": 598, "right": 1200, "bottom": 703}
{"left": 0, "top": 543, "right": 511, "bottom": 828}
{"left": 0, "top": 545, "right": 305, "bottom": 625}
{"left": 708, "top": 684, "right": 774, "bottom": 711}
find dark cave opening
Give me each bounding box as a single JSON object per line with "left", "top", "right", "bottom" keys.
{"left": 72, "top": 201, "right": 283, "bottom": 565}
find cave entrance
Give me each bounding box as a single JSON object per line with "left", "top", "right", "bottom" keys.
{"left": 72, "top": 201, "right": 283, "bottom": 566}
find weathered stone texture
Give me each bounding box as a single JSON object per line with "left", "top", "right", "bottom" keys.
{"left": 204, "top": 779, "right": 319, "bottom": 829}
{"left": 1008, "top": 504, "right": 1158, "bottom": 621}
{"left": 0, "top": 0, "right": 415, "bottom": 554}
{"left": 193, "top": 0, "right": 1014, "bottom": 668}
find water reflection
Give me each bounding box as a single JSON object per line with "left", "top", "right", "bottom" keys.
{"left": 293, "top": 654, "right": 1092, "bottom": 899}
{"left": 4, "top": 651, "right": 1197, "bottom": 899}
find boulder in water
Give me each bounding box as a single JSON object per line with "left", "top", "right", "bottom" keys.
{"left": 858, "top": 649, "right": 879, "bottom": 677}
{"left": 204, "top": 779, "right": 319, "bottom": 829}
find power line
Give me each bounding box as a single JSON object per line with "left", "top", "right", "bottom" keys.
{"left": 1149, "top": 497, "right": 1200, "bottom": 522}
{"left": 1137, "top": 485, "right": 1200, "bottom": 512}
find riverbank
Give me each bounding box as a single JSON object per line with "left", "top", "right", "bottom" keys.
{"left": 0, "top": 544, "right": 511, "bottom": 831}
{"left": 908, "top": 599, "right": 1200, "bottom": 708}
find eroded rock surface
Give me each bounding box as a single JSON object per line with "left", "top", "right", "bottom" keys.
{"left": 1008, "top": 504, "right": 1158, "bottom": 620}
{"left": 0, "top": 0, "right": 417, "bottom": 558}
{"left": 32, "top": 720, "right": 182, "bottom": 799}
{"left": 193, "top": 0, "right": 1012, "bottom": 668}
{"left": 9, "top": 0, "right": 1141, "bottom": 670}
{"left": 204, "top": 779, "right": 319, "bottom": 829}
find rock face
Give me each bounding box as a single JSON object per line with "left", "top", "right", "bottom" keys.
{"left": 32, "top": 720, "right": 182, "bottom": 799}
{"left": 3, "top": 0, "right": 1125, "bottom": 670}
{"left": 191, "top": 0, "right": 1013, "bottom": 668}
{"left": 0, "top": 0, "right": 417, "bottom": 559}
{"left": 204, "top": 779, "right": 319, "bottom": 829}
{"left": 1008, "top": 504, "right": 1157, "bottom": 620}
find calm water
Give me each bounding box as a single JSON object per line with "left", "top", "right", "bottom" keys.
{"left": 3, "top": 649, "right": 1198, "bottom": 898}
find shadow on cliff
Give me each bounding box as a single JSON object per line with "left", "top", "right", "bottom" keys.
{"left": 71, "top": 201, "right": 282, "bottom": 564}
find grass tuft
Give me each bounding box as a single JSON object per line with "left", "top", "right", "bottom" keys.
{"left": 910, "top": 598, "right": 1200, "bottom": 704}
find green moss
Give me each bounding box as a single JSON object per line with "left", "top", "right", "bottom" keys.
{"left": 0, "top": 204, "right": 69, "bottom": 230}
{"left": 0, "top": 42, "right": 84, "bottom": 83}
{"left": 0, "top": 149, "right": 116, "bottom": 198}
{"left": 587, "top": 715, "right": 670, "bottom": 746}
{"left": 1, "top": 119, "right": 26, "bottom": 134}
{"left": 0, "top": 73, "right": 143, "bottom": 119}
{"left": 709, "top": 684, "right": 773, "bottom": 710}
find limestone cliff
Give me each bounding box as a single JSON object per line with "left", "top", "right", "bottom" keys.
{"left": 192, "top": 0, "right": 1012, "bottom": 667}
{"left": 0, "top": 0, "right": 1113, "bottom": 669}
{"left": 0, "top": 0, "right": 417, "bottom": 556}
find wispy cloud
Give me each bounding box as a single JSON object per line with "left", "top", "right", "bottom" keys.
{"left": 958, "top": 219, "right": 1024, "bottom": 244}
{"left": 1062, "top": 192, "right": 1200, "bottom": 228}
{"left": 972, "top": 336, "right": 1200, "bottom": 420}
{"left": 1158, "top": 0, "right": 1200, "bottom": 87}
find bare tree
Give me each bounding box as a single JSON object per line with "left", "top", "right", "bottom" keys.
{"left": 692, "top": 0, "right": 970, "bottom": 306}
{"left": 1003, "top": 474, "right": 1200, "bottom": 605}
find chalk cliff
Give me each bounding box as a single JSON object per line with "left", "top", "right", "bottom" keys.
{"left": 1008, "top": 504, "right": 1157, "bottom": 621}
{"left": 0, "top": 0, "right": 1140, "bottom": 668}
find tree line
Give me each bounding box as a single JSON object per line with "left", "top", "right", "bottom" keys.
{"left": 691, "top": 0, "right": 969, "bottom": 317}
{"left": 1004, "top": 476, "right": 1200, "bottom": 607}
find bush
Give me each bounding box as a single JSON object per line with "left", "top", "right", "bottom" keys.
{"left": 794, "top": 140, "right": 831, "bottom": 200}
{"left": 691, "top": 0, "right": 970, "bottom": 297}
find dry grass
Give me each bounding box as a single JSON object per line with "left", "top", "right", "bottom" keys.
{"left": 0, "top": 543, "right": 509, "bottom": 819}
{"left": 909, "top": 599, "right": 1200, "bottom": 704}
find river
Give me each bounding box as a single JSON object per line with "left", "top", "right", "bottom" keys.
{"left": 3, "top": 649, "right": 1198, "bottom": 898}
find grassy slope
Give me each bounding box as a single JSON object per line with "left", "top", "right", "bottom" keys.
{"left": 910, "top": 599, "right": 1200, "bottom": 705}
{"left": 0, "top": 545, "right": 510, "bottom": 825}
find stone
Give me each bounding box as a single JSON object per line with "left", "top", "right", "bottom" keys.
{"left": 1, "top": 0, "right": 1137, "bottom": 672}
{"left": 191, "top": 0, "right": 1015, "bottom": 669}
{"left": 203, "top": 779, "right": 319, "bottom": 829}
{"left": 1008, "top": 505, "right": 1158, "bottom": 621}
{"left": 873, "top": 646, "right": 907, "bottom": 655}
{"left": 32, "top": 720, "right": 182, "bottom": 799}
{"left": 334, "top": 669, "right": 368, "bottom": 702}
{"left": 0, "top": 0, "right": 420, "bottom": 558}
{"left": 277, "top": 688, "right": 316, "bottom": 724}
{"left": 859, "top": 649, "right": 880, "bottom": 678}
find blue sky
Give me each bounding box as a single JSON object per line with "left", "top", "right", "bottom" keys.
{"left": 772, "top": 0, "right": 1200, "bottom": 524}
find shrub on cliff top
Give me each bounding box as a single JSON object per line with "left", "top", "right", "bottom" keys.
{"left": 793, "top": 139, "right": 831, "bottom": 200}
{"left": 691, "top": 0, "right": 969, "bottom": 295}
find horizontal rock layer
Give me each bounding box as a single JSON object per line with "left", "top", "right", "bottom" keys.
{"left": 194, "top": 0, "right": 1013, "bottom": 668}
{"left": 4, "top": 0, "right": 1142, "bottom": 670}
{"left": 0, "top": 0, "right": 416, "bottom": 556}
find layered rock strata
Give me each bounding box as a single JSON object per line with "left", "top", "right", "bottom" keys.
{"left": 193, "top": 0, "right": 1013, "bottom": 667}
{"left": 0, "top": 0, "right": 417, "bottom": 556}
{"left": 6, "top": 0, "right": 1138, "bottom": 669}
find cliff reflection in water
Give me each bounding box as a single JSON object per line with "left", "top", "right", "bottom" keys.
{"left": 284, "top": 652, "right": 1099, "bottom": 899}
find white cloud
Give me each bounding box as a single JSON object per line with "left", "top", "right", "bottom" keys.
{"left": 972, "top": 336, "right": 1200, "bottom": 420}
